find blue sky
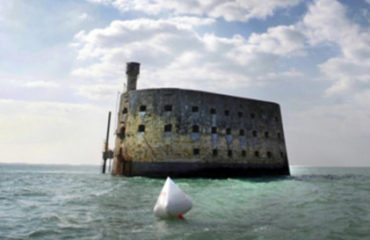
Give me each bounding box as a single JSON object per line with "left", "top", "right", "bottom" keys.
{"left": 1, "top": 0, "right": 370, "bottom": 166}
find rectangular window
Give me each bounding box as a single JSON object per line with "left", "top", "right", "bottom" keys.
{"left": 164, "top": 124, "right": 172, "bottom": 132}
{"left": 164, "top": 105, "right": 172, "bottom": 111}
{"left": 228, "top": 150, "right": 232, "bottom": 157}
{"left": 193, "top": 148, "right": 200, "bottom": 155}
{"left": 139, "top": 105, "right": 146, "bottom": 112}
{"left": 226, "top": 128, "right": 231, "bottom": 135}
{"left": 238, "top": 112, "right": 243, "bottom": 117}
{"left": 210, "top": 108, "right": 216, "bottom": 114}
{"left": 239, "top": 129, "right": 245, "bottom": 136}
{"left": 224, "top": 110, "right": 229, "bottom": 116}
{"left": 212, "top": 149, "right": 218, "bottom": 156}
{"left": 138, "top": 125, "right": 145, "bottom": 132}
{"left": 241, "top": 150, "right": 246, "bottom": 157}
{"left": 211, "top": 127, "right": 217, "bottom": 134}
{"left": 254, "top": 151, "right": 259, "bottom": 157}
{"left": 192, "top": 125, "right": 199, "bottom": 133}
{"left": 192, "top": 106, "right": 199, "bottom": 112}
{"left": 120, "top": 127, "right": 125, "bottom": 138}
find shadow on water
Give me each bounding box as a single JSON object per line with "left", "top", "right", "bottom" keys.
{"left": 234, "top": 175, "right": 291, "bottom": 183}
{"left": 291, "top": 174, "right": 369, "bottom": 182}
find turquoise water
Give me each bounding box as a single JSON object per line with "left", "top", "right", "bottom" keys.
{"left": 1, "top": 164, "right": 369, "bottom": 240}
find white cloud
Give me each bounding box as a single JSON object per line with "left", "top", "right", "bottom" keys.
{"left": 226, "top": 25, "right": 306, "bottom": 68}
{"left": 302, "top": 0, "right": 370, "bottom": 96}
{"left": 78, "top": 13, "right": 89, "bottom": 21}
{"left": 286, "top": 102, "right": 370, "bottom": 166}
{"left": 71, "top": 16, "right": 308, "bottom": 97}
{"left": 75, "top": 84, "right": 120, "bottom": 100}
{"left": 73, "top": 0, "right": 370, "bottom": 100}
{"left": 0, "top": 100, "right": 108, "bottom": 165}
{"left": 86, "top": 0, "right": 112, "bottom": 4}
{"left": 86, "top": 0, "right": 302, "bottom": 22}
{"left": 208, "top": 0, "right": 302, "bottom": 21}
{"left": 24, "top": 81, "right": 60, "bottom": 88}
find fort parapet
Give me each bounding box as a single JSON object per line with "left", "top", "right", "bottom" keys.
{"left": 112, "top": 62, "right": 290, "bottom": 177}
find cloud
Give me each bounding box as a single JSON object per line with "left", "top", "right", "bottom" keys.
{"left": 74, "top": 0, "right": 370, "bottom": 100}
{"left": 227, "top": 25, "right": 306, "bottom": 68}
{"left": 75, "top": 84, "right": 120, "bottom": 100}
{"left": 286, "top": 102, "right": 370, "bottom": 166}
{"left": 86, "top": 0, "right": 111, "bottom": 4}
{"left": 302, "top": 0, "right": 370, "bottom": 95}
{"left": 78, "top": 13, "right": 89, "bottom": 21}
{"left": 71, "top": 16, "right": 307, "bottom": 98}
{"left": 24, "top": 81, "right": 60, "bottom": 88}
{"left": 86, "top": 0, "right": 303, "bottom": 22}
{"left": 207, "top": 0, "right": 302, "bottom": 21}
{"left": 0, "top": 99, "right": 108, "bottom": 165}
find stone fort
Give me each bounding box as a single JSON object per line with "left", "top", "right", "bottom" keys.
{"left": 112, "top": 62, "right": 289, "bottom": 177}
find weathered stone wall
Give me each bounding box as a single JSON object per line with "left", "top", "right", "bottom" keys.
{"left": 112, "top": 88, "right": 289, "bottom": 177}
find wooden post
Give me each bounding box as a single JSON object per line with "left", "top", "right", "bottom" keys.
{"left": 102, "top": 111, "right": 111, "bottom": 174}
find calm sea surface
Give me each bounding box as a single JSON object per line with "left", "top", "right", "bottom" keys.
{"left": 0, "top": 164, "right": 369, "bottom": 240}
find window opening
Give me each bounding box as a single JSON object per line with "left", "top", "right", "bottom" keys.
{"left": 164, "top": 124, "right": 172, "bottom": 132}
{"left": 252, "top": 130, "right": 257, "bottom": 137}
{"left": 224, "top": 110, "right": 229, "bottom": 116}
{"left": 267, "top": 151, "right": 272, "bottom": 158}
{"left": 211, "top": 127, "right": 217, "bottom": 134}
{"left": 192, "top": 125, "right": 199, "bottom": 133}
{"left": 139, "top": 105, "right": 146, "bottom": 112}
{"left": 192, "top": 106, "right": 199, "bottom": 112}
{"left": 265, "top": 131, "right": 269, "bottom": 138}
{"left": 210, "top": 108, "right": 216, "bottom": 114}
{"left": 213, "top": 149, "right": 218, "bottom": 156}
{"left": 242, "top": 150, "right": 246, "bottom": 157}
{"left": 122, "top": 108, "right": 128, "bottom": 114}
{"left": 164, "top": 105, "right": 172, "bottom": 111}
{"left": 193, "top": 148, "right": 200, "bottom": 155}
{"left": 138, "top": 125, "right": 145, "bottom": 132}
{"left": 120, "top": 127, "right": 125, "bottom": 137}
{"left": 226, "top": 128, "right": 231, "bottom": 135}
{"left": 254, "top": 151, "right": 260, "bottom": 157}
{"left": 238, "top": 112, "right": 243, "bottom": 117}
{"left": 239, "top": 129, "right": 245, "bottom": 136}
{"left": 228, "top": 150, "right": 232, "bottom": 157}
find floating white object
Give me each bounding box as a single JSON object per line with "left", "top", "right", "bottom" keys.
{"left": 153, "top": 177, "right": 192, "bottom": 219}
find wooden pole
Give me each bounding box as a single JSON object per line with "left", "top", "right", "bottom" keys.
{"left": 102, "top": 111, "right": 111, "bottom": 174}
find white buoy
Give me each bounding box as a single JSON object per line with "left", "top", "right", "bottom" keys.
{"left": 153, "top": 177, "right": 192, "bottom": 219}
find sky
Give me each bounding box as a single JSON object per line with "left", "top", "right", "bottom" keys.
{"left": 0, "top": 0, "right": 370, "bottom": 166}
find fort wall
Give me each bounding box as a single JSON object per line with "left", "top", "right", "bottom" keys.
{"left": 112, "top": 87, "right": 289, "bottom": 177}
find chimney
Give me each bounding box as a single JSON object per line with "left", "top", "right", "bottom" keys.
{"left": 126, "top": 62, "right": 140, "bottom": 92}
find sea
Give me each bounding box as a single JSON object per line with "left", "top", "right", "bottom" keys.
{"left": 0, "top": 164, "right": 369, "bottom": 240}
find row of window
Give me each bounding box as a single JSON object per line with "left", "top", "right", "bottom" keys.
{"left": 123, "top": 106, "right": 280, "bottom": 122}
{"left": 192, "top": 148, "right": 285, "bottom": 158}
{"left": 137, "top": 124, "right": 282, "bottom": 139}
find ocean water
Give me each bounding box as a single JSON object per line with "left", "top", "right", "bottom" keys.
{"left": 0, "top": 164, "right": 369, "bottom": 240}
